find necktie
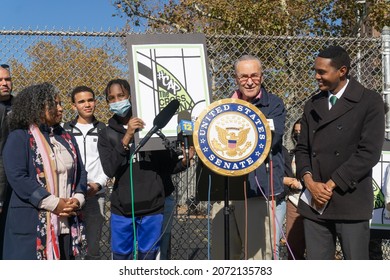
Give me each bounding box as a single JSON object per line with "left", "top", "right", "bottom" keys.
{"left": 330, "top": 95, "right": 338, "bottom": 106}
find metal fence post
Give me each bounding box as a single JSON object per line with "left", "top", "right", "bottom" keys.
{"left": 383, "top": 26, "right": 390, "bottom": 138}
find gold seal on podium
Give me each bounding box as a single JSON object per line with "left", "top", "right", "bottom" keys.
{"left": 193, "top": 98, "right": 271, "bottom": 177}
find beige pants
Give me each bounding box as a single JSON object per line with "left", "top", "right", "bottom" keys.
{"left": 211, "top": 197, "right": 274, "bottom": 260}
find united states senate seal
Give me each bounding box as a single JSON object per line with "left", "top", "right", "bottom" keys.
{"left": 193, "top": 98, "right": 271, "bottom": 176}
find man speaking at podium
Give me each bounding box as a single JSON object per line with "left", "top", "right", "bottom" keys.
{"left": 212, "top": 55, "right": 286, "bottom": 260}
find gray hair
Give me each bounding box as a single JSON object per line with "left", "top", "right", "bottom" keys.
{"left": 234, "top": 55, "right": 262, "bottom": 74}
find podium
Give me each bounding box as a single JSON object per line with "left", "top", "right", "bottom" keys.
{"left": 195, "top": 161, "right": 248, "bottom": 259}
{"left": 193, "top": 98, "right": 272, "bottom": 260}
{"left": 196, "top": 161, "right": 247, "bottom": 201}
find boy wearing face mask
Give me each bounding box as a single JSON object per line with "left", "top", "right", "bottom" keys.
{"left": 97, "top": 79, "right": 192, "bottom": 260}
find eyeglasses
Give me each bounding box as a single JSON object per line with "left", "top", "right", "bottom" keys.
{"left": 237, "top": 73, "right": 262, "bottom": 84}
{"left": 0, "top": 64, "right": 9, "bottom": 69}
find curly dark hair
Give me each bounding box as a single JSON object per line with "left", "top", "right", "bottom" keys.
{"left": 8, "top": 82, "right": 59, "bottom": 131}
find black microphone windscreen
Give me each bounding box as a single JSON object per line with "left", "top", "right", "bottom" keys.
{"left": 177, "top": 110, "right": 191, "bottom": 123}
{"left": 153, "top": 99, "right": 180, "bottom": 129}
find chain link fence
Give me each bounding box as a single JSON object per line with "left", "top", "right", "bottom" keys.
{"left": 0, "top": 28, "right": 387, "bottom": 260}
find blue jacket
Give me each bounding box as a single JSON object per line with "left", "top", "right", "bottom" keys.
{"left": 2, "top": 124, "right": 87, "bottom": 259}
{"left": 236, "top": 86, "right": 286, "bottom": 198}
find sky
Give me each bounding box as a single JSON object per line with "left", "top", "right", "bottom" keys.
{"left": 1, "top": 0, "right": 129, "bottom": 31}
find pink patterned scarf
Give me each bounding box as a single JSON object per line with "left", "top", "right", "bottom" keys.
{"left": 29, "top": 124, "right": 86, "bottom": 260}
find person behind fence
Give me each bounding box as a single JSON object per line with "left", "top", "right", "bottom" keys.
{"left": 211, "top": 55, "right": 286, "bottom": 260}
{"left": 295, "top": 45, "right": 385, "bottom": 260}
{"left": 2, "top": 83, "right": 87, "bottom": 260}
{"left": 369, "top": 103, "right": 390, "bottom": 260}
{"left": 0, "top": 64, "right": 13, "bottom": 259}
{"left": 283, "top": 118, "right": 306, "bottom": 260}
{"left": 63, "top": 86, "right": 108, "bottom": 260}
{"left": 97, "top": 78, "right": 194, "bottom": 260}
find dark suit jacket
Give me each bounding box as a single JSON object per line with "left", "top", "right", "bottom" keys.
{"left": 295, "top": 78, "right": 385, "bottom": 221}
{"left": 245, "top": 87, "right": 286, "bottom": 198}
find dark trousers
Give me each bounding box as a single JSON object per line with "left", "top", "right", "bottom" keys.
{"left": 303, "top": 218, "right": 370, "bottom": 260}
{"left": 0, "top": 189, "right": 11, "bottom": 260}
{"left": 286, "top": 200, "right": 305, "bottom": 260}
{"left": 0, "top": 208, "right": 6, "bottom": 259}
{"left": 59, "top": 234, "right": 75, "bottom": 260}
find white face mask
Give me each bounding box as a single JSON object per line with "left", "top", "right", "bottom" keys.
{"left": 109, "top": 99, "right": 131, "bottom": 117}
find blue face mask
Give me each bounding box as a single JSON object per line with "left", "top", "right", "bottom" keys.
{"left": 109, "top": 99, "right": 131, "bottom": 117}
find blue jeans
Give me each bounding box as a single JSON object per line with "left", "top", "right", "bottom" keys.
{"left": 270, "top": 199, "right": 286, "bottom": 260}
{"left": 159, "top": 194, "right": 175, "bottom": 260}
{"left": 111, "top": 213, "right": 163, "bottom": 260}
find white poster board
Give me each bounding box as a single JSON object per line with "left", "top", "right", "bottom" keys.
{"left": 371, "top": 148, "right": 390, "bottom": 231}
{"left": 126, "top": 34, "right": 211, "bottom": 151}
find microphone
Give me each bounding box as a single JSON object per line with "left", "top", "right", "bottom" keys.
{"left": 177, "top": 110, "right": 194, "bottom": 165}
{"left": 133, "top": 99, "right": 180, "bottom": 154}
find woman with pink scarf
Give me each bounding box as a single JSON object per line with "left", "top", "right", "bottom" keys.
{"left": 2, "top": 83, "right": 87, "bottom": 260}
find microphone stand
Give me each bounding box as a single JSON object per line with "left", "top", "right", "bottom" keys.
{"left": 266, "top": 124, "right": 276, "bottom": 260}
{"left": 264, "top": 141, "right": 277, "bottom": 260}
{"left": 156, "top": 129, "right": 173, "bottom": 151}
{"left": 223, "top": 176, "right": 231, "bottom": 260}
{"left": 181, "top": 137, "right": 192, "bottom": 260}
{"left": 268, "top": 150, "right": 277, "bottom": 260}
{"left": 183, "top": 136, "right": 190, "bottom": 169}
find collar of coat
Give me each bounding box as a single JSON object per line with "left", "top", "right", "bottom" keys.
{"left": 68, "top": 115, "right": 100, "bottom": 128}
{"left": 233, "top": 85, "right": 271, "bottom": 107}
{"left": 108, "top": 114, "right": 127, "bottom": 134}
{"left": 310, "top": 78, "right": 365, "bottom": 128}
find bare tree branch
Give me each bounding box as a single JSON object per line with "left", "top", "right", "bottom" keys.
{"left": 120, "top": 0, "right": 188, "bottom": 32}
{"left": 192, "top": 3, "right": 254, "bottom": 35}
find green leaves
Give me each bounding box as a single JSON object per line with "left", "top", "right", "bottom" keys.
{"left": 113, "top": 0, "right": 389, "bottom": 36}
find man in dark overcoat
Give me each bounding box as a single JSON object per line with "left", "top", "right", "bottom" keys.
{"left": 295, "top": 45, "right": 385, "bottom": 259}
